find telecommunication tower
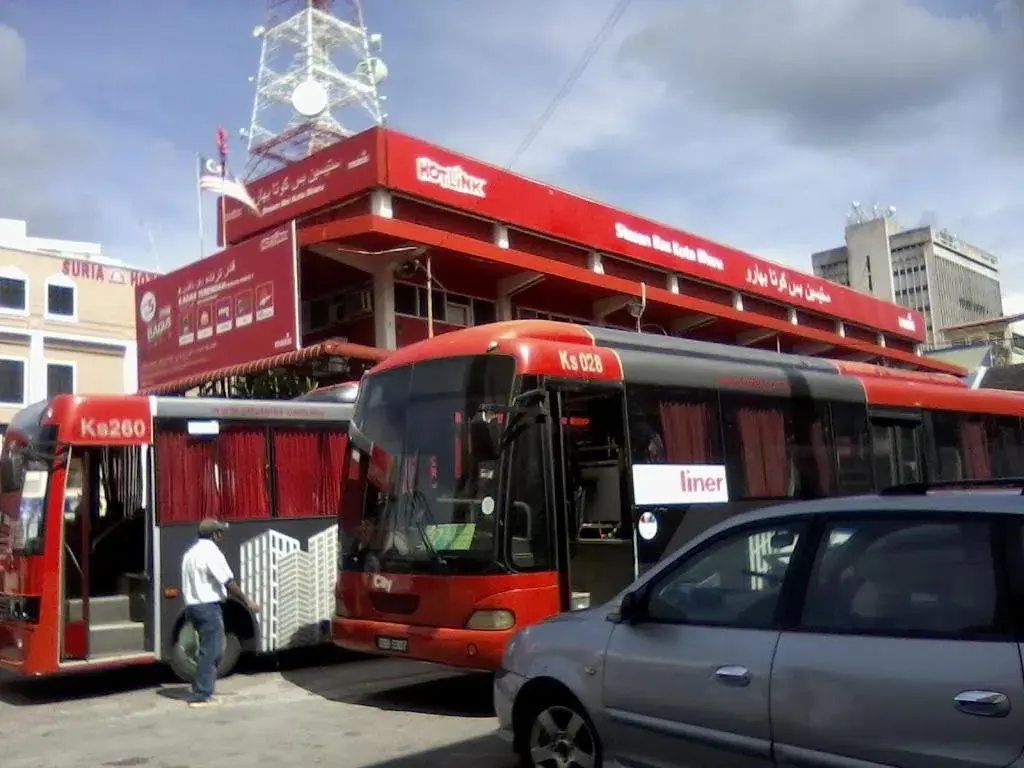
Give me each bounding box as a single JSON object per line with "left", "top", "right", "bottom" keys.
{"left": 242, "top": 0, "right": 388, "bottom": 178}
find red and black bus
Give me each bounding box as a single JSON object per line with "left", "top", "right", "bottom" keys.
{"left": 332, "top": 319, "right": 1024, "bottom": 670}
{"left": 0, "top": 394, "right": 353, "bottom": 680}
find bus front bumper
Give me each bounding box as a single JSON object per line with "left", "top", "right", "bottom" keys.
{"left": 331, "top": 616, "right": 512, "bottom": 671}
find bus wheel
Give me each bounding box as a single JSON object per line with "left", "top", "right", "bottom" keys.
{"left": 169, "top": 621, "right": 243, "bottom": 683}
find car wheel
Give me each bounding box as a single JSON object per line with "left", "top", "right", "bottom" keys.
{"left": 521, "top": 699, "right": 601, "bottom": 768}
{"left": 169, "top": 622, "right": 243, "bottom": 683}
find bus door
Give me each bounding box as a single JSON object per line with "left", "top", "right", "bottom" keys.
{"left": 60, "top": 450, "right": 88, "bottom": 660}
{"left": 545, "top": 381, "right": 635, "bottom": 613}
{"left": 868, "top": 407, "right": 925, "bottom": 488}
{"left": 61, "top": 446, "right": 149, "bottom": 663}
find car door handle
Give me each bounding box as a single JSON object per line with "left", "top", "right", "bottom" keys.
{"left": 954, "top": 690, "right": 1011, "bottom": 718}
{"left": 714, "top": 665, "right": 750, "bottom": 687}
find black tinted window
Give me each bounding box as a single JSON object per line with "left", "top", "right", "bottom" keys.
{"left": 801, "top": 520, "right": 1001, "bottom": 638}
{"left": 646, "top": 523, "right": 803, "bottom": 628}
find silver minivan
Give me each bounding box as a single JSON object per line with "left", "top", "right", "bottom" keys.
{"left": 495, "top": 490, "right": 1024, "bottom": 768}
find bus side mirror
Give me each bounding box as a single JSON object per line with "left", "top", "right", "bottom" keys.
{"left": 469, "top": 417, "right": 500, "bottom": 462}
{"left": 512, "top": 388, "right": 547, "bottom": 413}
{"left": 0, "top": 454, "right": 23, "bottom": 493}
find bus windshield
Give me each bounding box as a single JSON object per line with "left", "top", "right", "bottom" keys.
{"left": 348, "top": 354, "right": 516, "bottom": 575}
{"left": 0, "top": 443, "right": 52, "bottom": 556}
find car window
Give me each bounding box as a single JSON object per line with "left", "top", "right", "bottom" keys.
{"left": 801, "top": 519, "right": 1000, "bottom": 637}
{"left": 646, "top": 523, "right": 803, "bottom": 628}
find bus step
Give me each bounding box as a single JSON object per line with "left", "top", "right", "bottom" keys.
{"left": 67, "top": 595, "right": 133, "bottom": 625}
{"left": 89, "top": 621, "right": 146, "bottom": 656}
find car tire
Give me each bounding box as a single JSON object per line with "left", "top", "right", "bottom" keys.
{"left": 168, "top": 621, "right": 243, "bottom": 683}
{"left": 518, "top": 694, "right": 602, "bottom": 768}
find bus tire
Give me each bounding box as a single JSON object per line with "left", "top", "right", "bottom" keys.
{"left": 169, "top": 620, "right": 243, "bottom": 683}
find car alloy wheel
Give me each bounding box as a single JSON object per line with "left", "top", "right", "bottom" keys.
{"left": 527, "top": 703, "right": 598, "bottom": 768}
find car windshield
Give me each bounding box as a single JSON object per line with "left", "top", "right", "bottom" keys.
{"left": 348, "top": 354, "right": 516, "bottom": 574}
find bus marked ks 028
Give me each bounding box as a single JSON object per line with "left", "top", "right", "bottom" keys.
{"left": 0, "top": 394, "right": 353, "bottom": 680}
{"left": 332, "top": 320, "right": 1024, "bottom": 671}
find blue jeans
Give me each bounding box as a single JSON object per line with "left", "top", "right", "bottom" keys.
{"left": 185, "top": 602, "right": 223, "bottom": 701}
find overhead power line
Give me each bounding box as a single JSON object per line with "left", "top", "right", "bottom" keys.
{"left": 505, "top": 0, "right": 636, "bottom": 170}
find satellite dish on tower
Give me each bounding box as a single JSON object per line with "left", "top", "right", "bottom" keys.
{"left": 291, "top": 78, "right": 329, "bottom": 117}
{"left": 356, "top": 57, "right": 389, "bottom": 85}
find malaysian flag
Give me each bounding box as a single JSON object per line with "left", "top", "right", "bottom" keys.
{"left": 198, "top": 156, "right": 261, "bottom": 215}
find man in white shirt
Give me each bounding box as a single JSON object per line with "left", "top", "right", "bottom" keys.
{"left": 180, "top": 518, "right": 258, "bottom": 708}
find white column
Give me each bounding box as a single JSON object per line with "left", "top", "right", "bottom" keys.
{"left": 123, "top": 341, "right": 139, "bottom": 393}
{"left": 373, "top": 269, "right": 397, "bottom": 350}
{"left": 28, "top": 331, "right": 45, "bottom": 402}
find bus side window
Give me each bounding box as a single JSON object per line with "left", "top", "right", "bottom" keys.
{"left": 930, "top": 410, "right": 966, "bottom": 482}
{"left": 831, "top": 403, "right": 873, "bottom": 494}
{"left": 507, "top": 422, "right": 551, "bottom": 571}
{"left": 624, "top": 384, "right": 723, "bottom": 467}
{"left": 987, "top": 415, "right": 1024, "bottom": 478}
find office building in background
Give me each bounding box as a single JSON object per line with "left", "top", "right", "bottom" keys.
{"left": 811, "top": 205, "right": 1003, "bottom": 348}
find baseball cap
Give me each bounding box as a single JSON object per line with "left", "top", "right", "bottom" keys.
{"left": 198, "top": 518, "right": 230, "bottom": 537}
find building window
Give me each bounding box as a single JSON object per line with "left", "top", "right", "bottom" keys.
{"left": 394, "top": 280, "right": 495, "bottom": 327}
{"left": 0, "top": 268, "right": 28, "bottom": 314}
{"left": 46, "top": 362, "right": 75, "bottom": 398}
{"left": 0, "top": 358, "right": 26, "bottom": 405}
{"left": 45, "top": 274, "right": 77, "bottom": 320}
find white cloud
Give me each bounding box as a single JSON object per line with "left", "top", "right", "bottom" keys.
{"left": 4, "top": 0, "right": 1023, "bottom": 314}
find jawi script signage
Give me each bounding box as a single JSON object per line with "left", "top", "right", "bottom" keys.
{"left": 135, "top": 224, "right": 299, "bottom": 391}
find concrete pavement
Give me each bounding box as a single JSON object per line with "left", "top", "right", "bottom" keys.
{"left": 0, "top": 653, "right": 517, "bottom": 768}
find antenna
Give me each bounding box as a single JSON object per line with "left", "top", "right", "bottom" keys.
{"left": 140, "top": 220, "right": 162, "bottom": 272}
{"left": 244, "top": 0, "right": 388, "bottom": 178}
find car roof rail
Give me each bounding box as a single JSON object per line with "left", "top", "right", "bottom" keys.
{"left": 880, "top": 478, "right": 1024, "bottom": 496}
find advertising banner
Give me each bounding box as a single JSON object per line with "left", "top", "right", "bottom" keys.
{"left": 135, "top": 224, "right": 299, "bottom": 391}
{"left": 383, "top": 130, "right": 925, "bottom": 343}
{"left": 221, "top": 128, "right": 383, "bottom": 246}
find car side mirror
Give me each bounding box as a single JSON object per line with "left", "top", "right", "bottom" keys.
{"left": 613, "top": 589, "right": 647, "bottom": 624}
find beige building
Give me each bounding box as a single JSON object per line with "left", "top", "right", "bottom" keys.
{"left": 0, "top": 218, "right": 158, "bottom": 433}
{"left": 812, "top": 208, "right": 1002, "bottom": 348}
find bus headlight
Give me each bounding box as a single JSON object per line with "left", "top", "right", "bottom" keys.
{"left": 464, "top": 609, "right": 515, "bottom": 631}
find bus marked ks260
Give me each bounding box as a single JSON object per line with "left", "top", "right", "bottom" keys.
{"left": 0, "top": 393, "right": 354, "bottom": 680}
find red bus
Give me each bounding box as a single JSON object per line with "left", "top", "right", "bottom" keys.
{"left": 0, "top": 394, "right": 353, "bottom": 680}
{"left": 332, "top": 319, "right": 1024, "bottom": 671}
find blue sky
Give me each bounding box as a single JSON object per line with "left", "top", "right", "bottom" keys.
{"left": 2, "top": 0, "right": 1023, "bottom": 307}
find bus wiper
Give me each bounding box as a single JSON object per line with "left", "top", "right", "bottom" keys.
{"left": 405, "top": 488, "right": 447, "bottom": 568}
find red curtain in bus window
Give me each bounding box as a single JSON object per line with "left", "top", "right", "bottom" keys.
{"left": 658, "top": 401, "right": 712, "bottom": 462}
{"left": 736, "top": 407, "right": 788, "bottom": 497}
{"left": 154, "top": 431, "right": 218, "bottom": 524}
{"left": 217, "top": 429, "right": 271, "bottom": 520}
{"left": 318, "top": 432, "right": 348, "bottom": 512}
{"left": 273, "top": 429, "right": 348, "bottom": 518}
{"left": 960, "top": 420, "right": 992, "bottom": 480}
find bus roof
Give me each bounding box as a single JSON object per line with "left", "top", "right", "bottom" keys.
{"left": 11, "top": 394, "right": 354, "bottom": 447}
{"left": 293, "top": 381, "right": 360, "bottom": 403}
{"left": 364, "top": 320, "right": 1024, "bottom": 417}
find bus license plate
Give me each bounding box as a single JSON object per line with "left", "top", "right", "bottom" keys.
{"left": 376, "top": 635, "right": 408, "bottom": 653}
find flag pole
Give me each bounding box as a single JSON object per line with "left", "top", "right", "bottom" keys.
{"left": 195, "top": 154, "right": 205, "bottom": 260}
{"left": 216, "top": 126, "right": 229, "bottom": 251}
{"left": 220, "top": 180, "right": 227, "bottom": 251}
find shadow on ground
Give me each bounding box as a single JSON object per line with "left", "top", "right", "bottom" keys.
{"left": 282, "top": 657, "right": 495, "bottom": 718}
{"left": 359, "top": 734, "right": 515, "bottom": 768}
{"left": 0, "top": 664, "right": 173, "bottom": 707}
{"left": 0, "top": 644, "right": 362, "bottom": 707}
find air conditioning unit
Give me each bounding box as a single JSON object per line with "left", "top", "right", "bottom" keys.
{"left": 344, "top": 288, "right": 372, "bottom": 318}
